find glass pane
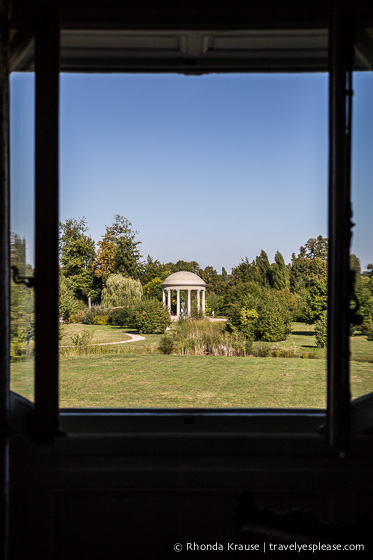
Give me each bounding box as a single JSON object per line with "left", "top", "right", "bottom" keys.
{"left": 350, "top": 41, "right": 373, "bottom": 399}
{"left": 9, "top": 47, "right": 35, "bottom": 402}
{"left": 59, "top": 72, "right": 328, "bottom": 409}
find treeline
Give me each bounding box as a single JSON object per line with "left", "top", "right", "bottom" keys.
{"left": 57, "top": 215, "right": 373, "bottom": 344}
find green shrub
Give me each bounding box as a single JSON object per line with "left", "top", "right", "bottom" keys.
{"left": 226, "top": 305, "right": 258, "bottom": 338}
{"left": 362, "top": 316, "right": 373, "bottom": 341}
{"left": 111, "top": 306, "right": 137, "bottom": 328}
{"left": 134, "top": 298, "right": 171, "bottom": 334}
{"left": 158, "top": 335, "right": 176, "bottom": 354}
{"left": 158, "top": 318, "right": 253, "bottom": 357}
{"left": 226, "top": 303, "right": 243, "bottom": 333}
{"left": 315, "top": 311, "right": 327, "bottom": 348}
{"left": 69, "top": 309, "right": 87, "bottom": 323}
{"left": 82, "top": 305, "right": 112, "bottom": 325}
{"left": 239, "top": 308, "right": 258, "bottom": 339}
{"left": 70, "top": 331, "right": 94, "bottom": 347}
{"left": 253, "top": 344, "right": 271, "bottom": 357}
{"left": 255, "top": 298, "right": 292, "bottom": 342}
{"left": 226, "top": 290, "right": 291, "bottom": 342}
{"left": 92, "top": 315, "right": 111, "bottom": 325}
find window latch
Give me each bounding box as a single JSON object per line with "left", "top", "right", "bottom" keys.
{"left": 11, "top": 265, "right": 35, "bottom": 288}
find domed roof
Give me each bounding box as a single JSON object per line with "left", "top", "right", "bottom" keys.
{"left": 162, "top": 271, "right": 206, "bottom": 287}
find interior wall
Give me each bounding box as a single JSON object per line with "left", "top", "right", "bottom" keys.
{"left": 9, "top": 429, "right": 373, "bottom": 560}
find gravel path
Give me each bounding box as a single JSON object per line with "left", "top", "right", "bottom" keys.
{"left": 61, "top": 331, "right": 146, "bottom": 348}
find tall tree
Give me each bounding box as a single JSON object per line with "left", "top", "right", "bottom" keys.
{"left": 101, "top": 273, "right": 143, "bottom": 308}
{"left": 93, "top": 215, "right": 142, "bottom": 280}
{"left": 299, "top": 235, "right": 328, "bottom": 261}
{"left": 199, "top": 265, "right": 226, "bottom": 295}
{"left": 59, "top": 217, "right": 97, "bottom": 304}
{"left": 230, "top": 258, "right": 260, "bottom": 286}
{"left": 167, "top": 260, "right": 201, "bottom": 275}
{"left": 92, "top": 228, "right": 117, "bottom": 280}
{"left": 256, "top": 250, "right": 273, "bottom": 287}
{"left": 140, "top": 255, "right": 170, "bottom": 285}
{"left": 110, "top": 215, "right": 142, "bottom": 278}
{"left": 362, "top": 263, "right": 373, "bottom": 279}
{"left": 271, "top": 251, "right": 290, "bottom": 290}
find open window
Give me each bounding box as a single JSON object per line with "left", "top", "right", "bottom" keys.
{"left": 9, "top": 2, "right": 59, "bottom": 441}
{"left": 349, "top": 25, "right": 373, "bottom": 436}
{"left": 6, "top": 2, "right": 372, "bottom": 449}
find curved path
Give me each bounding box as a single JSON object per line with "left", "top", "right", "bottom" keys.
{"left": 93, "top": 332, "right": 146, "bottom": 346}
{"left": 61, "top": 331, "right": 146, "bottom": 348}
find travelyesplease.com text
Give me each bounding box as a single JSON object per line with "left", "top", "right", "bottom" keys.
{"left": 173, "top": 541, "right": 365, "bottom": 553}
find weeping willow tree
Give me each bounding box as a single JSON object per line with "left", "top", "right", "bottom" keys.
{"left": 101, "top": 273, "right": 143, "bottom": 308}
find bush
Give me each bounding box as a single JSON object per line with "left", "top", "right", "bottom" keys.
{"left": 92, "top": 314, "right": 111, "bottom": 325}
{"left": 82, "top": 305, "right": 112, "bottom": 325}
{"left": 315, "top": 311, "right": 327, "bottom": 348}
{"left": 226, "top": 289, "right": 291, "bottom": 342}
{"left": 255, "top": 297, "right": 292, "bottom": 342}
{"left": 253, "top": 344, "right": 271, "bottom": 357}
{"left": 158, "top": 335, "right": 176, "bottom": 354}
{"left": 134, "top": 298, "right": 171, "bottom": 334}
{"left": 69, "top": 309, "right": 87, "bottom": 324}
{"left": 226, "top": 303, "right": 243, "bottom": 333}
{"left": 111, "top": 306, "right": 137, "bottom": 328}
{"left": 158, "top": 318, "right": 253, "bottom": 357}
{"left": 70, "top": 331, "right": 94, "bottom": 347}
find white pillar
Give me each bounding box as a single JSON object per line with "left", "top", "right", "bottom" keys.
{"left": 167, "top": 289, "right": 171, "bottom": 313}
{"left": 187, "top": 289, "right": 191, "bottom": 316}
{"left": 162, "top": 289, "right": 166, "bottom": 305}
{"left": 202, "top": 289, "right": 206, "bottom": 316}
{"left": 197, "top": 290, "right": 200, "bottom": 311}
{"left": 176, "top": 289, "right": 181, "bottom": 318}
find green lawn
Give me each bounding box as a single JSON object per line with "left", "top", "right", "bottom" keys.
{"left": 60, "top": 323, "right": 131, "bottom": 346}
{"left": 10, "top": 322, "right": 373, "bottom": 408}
{"left": 60, "top": 354, "right": 328, "bottom": 408}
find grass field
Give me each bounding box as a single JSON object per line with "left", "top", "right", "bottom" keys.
{"left": 10, "top": 322, "right": 373, "bottom": 408}
{"left": 60, "top": 323, "right": 131, "bottom": 346}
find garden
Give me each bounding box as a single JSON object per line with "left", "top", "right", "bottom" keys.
{"left": 9, "top": 218, "right": 373, "bottom": 408}
{"left": 10, "top": 319, "right": 373, "bottom": 408}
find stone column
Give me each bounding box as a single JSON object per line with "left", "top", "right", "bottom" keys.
{"left": 167, "top": 289, "right": 171, "bottom": 313}
{"left": 176, "top": 289, "right": 181, "bottom": 318}
{"left": 162, "top": 289, "right": 166, "bottom": 306}
{"left": 197, "top": 290, "right": 200, "bottom": 311}
{"left": 202, "top": 289, "right": 205, "bottom": 316}
{"left": 187, "top": 289, "right": 191, "bottom": 316}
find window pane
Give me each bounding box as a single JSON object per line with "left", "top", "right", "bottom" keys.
{"left": 350, "top": 60, "right": 373, "bottom": 399}
{"left": 10, "top": 57, "right": 35, "bottom": 402}
{"left": 59, "top": 73, "right": 328, "bottom": 409}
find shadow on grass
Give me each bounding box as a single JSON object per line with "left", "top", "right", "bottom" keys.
{"left": 292, "top": 331, "right": 315, "bottom": 337}
{"left": 352, "top": 357, "right": 373, "bottom": 363}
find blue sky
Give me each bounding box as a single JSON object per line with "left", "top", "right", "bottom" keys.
{"left": 10, "top": 71, "right": 372, "bottom": 273}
